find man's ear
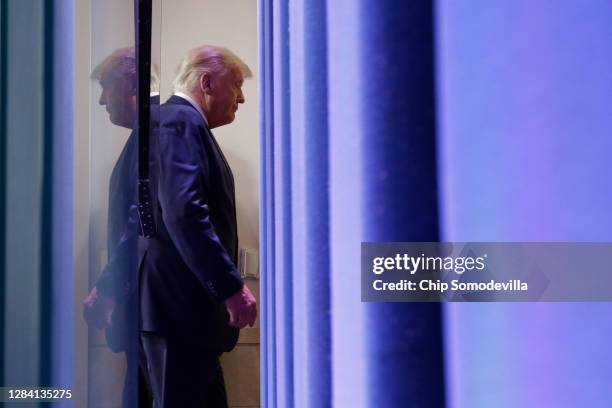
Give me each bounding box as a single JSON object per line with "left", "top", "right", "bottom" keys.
{"left": 199, "top": 73, "right": 213, "bottom": 95}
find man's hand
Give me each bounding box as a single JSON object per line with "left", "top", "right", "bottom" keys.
{"left": 82, "top": 287, "right": 115, "bottom": 330}
{"left": 224, "top": 284, "right": 257, "bottom": 328}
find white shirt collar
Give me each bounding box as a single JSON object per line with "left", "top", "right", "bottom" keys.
{"left": 150, "top": 92, "right": 160, "bottom": 97}
{"left": 174, "top": 92, "right": 208, "bottom": 126}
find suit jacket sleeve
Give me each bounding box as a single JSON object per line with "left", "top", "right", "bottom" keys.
{"left": 95, "top": 203, "right": 141, "bottom": 302}
{"left": 158, "top": 109, "right": 243, "bottom": 302}
{"left": 95, "top": 131, "right": 141, "bottom": 303}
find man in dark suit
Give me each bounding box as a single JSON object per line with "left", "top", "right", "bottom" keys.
{"left": 83, "top": 47, "right": 157, "bottom": 408}
{"left": 140, "top": 45, "right": 257, "bottom": 407}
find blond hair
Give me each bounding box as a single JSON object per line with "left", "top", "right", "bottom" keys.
{"left": 172, "top": 45, "right": 252, "bottom": 93}
{"left": 91, "top": 47, "right": 160, "bottom": 92}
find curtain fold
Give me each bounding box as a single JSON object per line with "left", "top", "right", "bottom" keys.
{"left": 288, "top": 0, "right": 331, "bottom": 407}
{"left": 3, "top": 0, "right": 46, "bottom": 388}
{"left": 50, "top": 0, "right": 74, "bottom": 392}
{"left": 0, "top": 0, "right": 73, "bottom": 395}
{"left": 260, "top": 1, "right": 445, "bottom": 407}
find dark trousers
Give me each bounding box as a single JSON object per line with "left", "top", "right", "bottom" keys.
{"left": 122, "top": 337, "right": 153, "bottom": 408}
{"left": 139, "top": 332, "right": 229, "bottom": 408}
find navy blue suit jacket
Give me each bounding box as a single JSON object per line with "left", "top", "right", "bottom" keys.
{"left": 140, "top": 95, "right": 243, "bottom": 352}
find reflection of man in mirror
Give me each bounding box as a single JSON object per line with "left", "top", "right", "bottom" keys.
{"left": 140, "top": 45, "right": 257, "bottom": 407}
{"left": 83, "top": 47, "right": 159, "bottom": 408}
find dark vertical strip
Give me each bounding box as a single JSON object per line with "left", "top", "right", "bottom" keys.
{"left": 361, "top": 1, "right": 446, "bottom": 407}
{"left": 133, "top": 1, "right": 153, "bottom": 402}
{"left": 135, "top": 0, "right": 156, "bottom": 239}
{"left": 136, "top": 0, "right": 152, "bottom": 180}
{"left": 40, "top": 0, "right": 54, "bottom": 389}
{"left": 0, "top": 0, "right": 8, "bottom": 388}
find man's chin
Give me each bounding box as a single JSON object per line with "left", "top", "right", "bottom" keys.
{"left": 220, "top": 114, "right": 236, "bottom": 127}
{"left": 110, "top": 115, "right": 133, "bottom": 129}
{"left": 109, "top": 116, "right": 121, "bottom": 126}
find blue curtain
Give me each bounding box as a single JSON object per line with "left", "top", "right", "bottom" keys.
{"left": 0, "top": 0, "right": 73, "bottom": 399}
{"left": 261, "top": 0, "right": 612, "bottom": 407}
{"left": 260, "top": 1, "right": 444, "bottom": 407}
